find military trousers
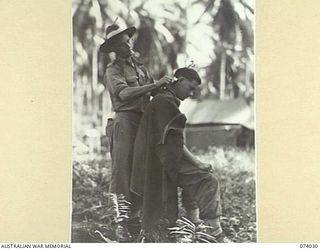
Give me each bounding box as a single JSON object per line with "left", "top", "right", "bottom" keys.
{"left": 156, "top": 137, "right": 222, "bottom": 221}
{"left": 110, "top": 111, "right": 142, "bottom": 202}
{"left": 177, "top": 159, "right": 222, "bottom": 220}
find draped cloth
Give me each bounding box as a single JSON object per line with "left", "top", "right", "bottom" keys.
{"left": 130, "top": 91, "right": 185, "bottom": 231}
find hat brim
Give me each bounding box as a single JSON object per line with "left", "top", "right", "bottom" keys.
{"left": 100, "top": 26, "right": 136, "bottom": 53}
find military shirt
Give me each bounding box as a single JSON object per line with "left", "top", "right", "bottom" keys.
{"left": 104, "top": 56, "right": 153, "bottom": 112}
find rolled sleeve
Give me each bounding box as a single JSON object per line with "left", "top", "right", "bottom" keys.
{"left": 105, "top": 66, "right": 128, "bottom": 97}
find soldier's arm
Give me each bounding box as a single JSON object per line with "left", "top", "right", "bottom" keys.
{"left": 118, "top": 76, "right": 172, "bottom": 101}
{"left": 118, "top": 81, "right": 161, "bottom": 101}
{"left": 106, "top": 65, "right": 173, "bottom": 101}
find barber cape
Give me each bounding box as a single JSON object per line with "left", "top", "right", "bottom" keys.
{"left": 130, "top": 90, "right": 186, "bottom": 232}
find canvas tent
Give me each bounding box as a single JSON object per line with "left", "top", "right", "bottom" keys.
{"left": 179, "top": 98, "right": 255, "bottom": 149}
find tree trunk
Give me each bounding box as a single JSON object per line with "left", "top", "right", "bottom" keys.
{"left": 245, "top": 60, "right": 250, "bottom": 96}
{"left": 219, "top": 50, "right": 226, "bottom": 100}
{"left": 92, "top": 46, "right": 99, "bottom": 119}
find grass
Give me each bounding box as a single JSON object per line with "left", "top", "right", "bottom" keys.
{"left": 71, "top": 146, "right": 256, "bottom": 243}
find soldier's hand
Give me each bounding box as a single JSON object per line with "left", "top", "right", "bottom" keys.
{"left": 155, "top": 75, "right": 174, "bottom": 87}
{"left": 198, "top": 162, "right": 213, "bottom": 173}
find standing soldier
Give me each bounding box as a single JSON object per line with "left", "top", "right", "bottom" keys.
{"left": 100, "top": 23, "right": 172, "bottom": 226}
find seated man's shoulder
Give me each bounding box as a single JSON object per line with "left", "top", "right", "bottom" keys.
{"left": 152, "top": 93, "right": 175, "bottom": 106}
{"left": 149, "top": 94, "right": 180, "bottom": 116}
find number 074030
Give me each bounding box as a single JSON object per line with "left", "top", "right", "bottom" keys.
{"left": 300, "top": 244, "right": 319, "bottom": 248}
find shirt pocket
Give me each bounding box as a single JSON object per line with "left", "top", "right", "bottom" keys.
{"left": 125, "top": 75, "right": 139, "bottom": 86}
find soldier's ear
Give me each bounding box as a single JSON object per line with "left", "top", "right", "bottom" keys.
{"left": 177, "top": 77, "right": 185, "bottom": 84}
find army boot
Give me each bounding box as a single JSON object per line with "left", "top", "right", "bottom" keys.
{"left": 186, "top": 208, "right": 204, "bottom": 225}
{"left": 205, "top": 218, "right": 232, "bottom": 243}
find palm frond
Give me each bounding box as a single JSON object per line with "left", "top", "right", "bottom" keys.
{"left": 93, "top": 230, "right": 115, "bottom": 243}
{"left": 195, "top": 231, "right": 218, "bottom": 243}
{"left": 168, "top": 216, "right": 217, "bottom": 243}
{"left": 193, "top": 0, "right": 217, "bottom": 25}
{"left": 239, "top": 0, "right": 254, "bottom": 14}
{"left": 108, "top": 193, "right": 132, "bottom": 223}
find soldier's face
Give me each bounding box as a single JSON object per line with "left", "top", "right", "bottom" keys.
{"left": 113, "top": 33, "right": 133, "bottom": 59}
{"left": 175, "top": 78, "right": 199, "bottom": 100}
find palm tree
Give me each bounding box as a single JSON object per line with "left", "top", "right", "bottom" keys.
{"left": 192, "top": 0, "right": 254, "bottom": 100}
{"left": 72, "top": 0, "right": 255, "bottom": 136}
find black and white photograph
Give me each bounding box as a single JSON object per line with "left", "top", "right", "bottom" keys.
{"left": 71, "top": 0, "right": 255, "bottom": 243}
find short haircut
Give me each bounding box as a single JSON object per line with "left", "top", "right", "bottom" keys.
{"left": 174, "top": 67, "right": 201, "bottom": 85}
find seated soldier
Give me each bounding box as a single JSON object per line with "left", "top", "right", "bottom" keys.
{"left": 130, "top": 68, "right": 231, "bottom": 243}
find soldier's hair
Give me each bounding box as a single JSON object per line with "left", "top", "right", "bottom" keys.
{"left": 174, "top": 67, "right": 201, "bottom": 85}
